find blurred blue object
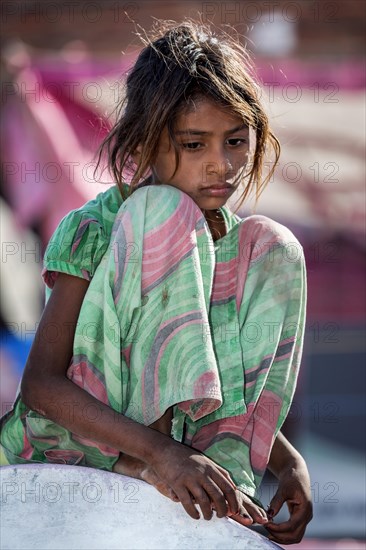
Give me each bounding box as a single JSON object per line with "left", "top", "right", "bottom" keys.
{"left": 0, "top": 328, "right": 33, "bottom": 376}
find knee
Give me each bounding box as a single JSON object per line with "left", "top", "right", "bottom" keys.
{"left": 126, "top": 184, "right": 204, "bottom": 230}
{"left": 133, "top": 183, "right": 197, "bottom": 208}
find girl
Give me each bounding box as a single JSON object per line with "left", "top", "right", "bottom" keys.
{"left": 1, "top": 19, "right": 312, "bottom": 544}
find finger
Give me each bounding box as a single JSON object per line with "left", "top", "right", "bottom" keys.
{"left": 239, "top": 495, "right": 268, "bottom": 525}
{"left": 155, "top": 481, "right": 180, "bottom": 502}
{"left": 202, "top": 480, "right": 229, "bottom": 518}
{"left": 266, "top": 501, "right": 308, "bottom": 532}
{"left": 211, "top": 471, "right": 240, "bottom": 516}
{"left": 266, "top": 502, "right": 312, "bottom": 544}
{"left": 267, "top": 527, "right": 305, "bottom": 545}
{"left": 267, "top": 490, "right": 285, "bottom": 519}
{"left": 189, "top": 487, "right": 214, "bottom": 520}
{"left": 140, "top": 468, "right": 179, "bottom": 502}
{"left": 265, "top": 517, "right": 305, "bottom": 545}
{"left": 287, "top": 498, "right": 313, "bottom": 523}
{"left": 229, "top": 512, "right": 253, "bottom": 527}
{"left": 215, "top": 465, "right": 237, "bottom": 490}
{"left": 170, "top": 491, "right": 180, "bottom": 502}
{"left": 177, "top": 488, "right": 200, "bottom": 520}
{"left": 247, "top": 506, "right": 268, "bottom": 524}
{"left": 266, "top": 518, "right": 297, "bottom": 533}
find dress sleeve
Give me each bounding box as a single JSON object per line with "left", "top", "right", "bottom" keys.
{"left": 42, "top": 210, "right": 108, "bottom": 290}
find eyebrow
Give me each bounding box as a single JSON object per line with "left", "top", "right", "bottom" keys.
{"left": 174, "top": 124, "right": 249, "bottom": 136}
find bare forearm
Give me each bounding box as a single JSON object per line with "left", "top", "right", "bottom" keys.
{"left": 268, "top": 431, "right": 306, "bottom": 479}
{"left": 21, "top": 374, "right": 170, "bottom": 465}
{"left": 19, "top": 273, "right": 174, "bottom": 465}
{"left": 265, "top": 431, "right": 313, "bottom": 543}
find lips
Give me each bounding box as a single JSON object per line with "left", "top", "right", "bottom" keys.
{"left": 201, "top": 184, "right": 234, "bottom": 197}
{"left": 201, "top": 183, "right": 232, "bottom": 190}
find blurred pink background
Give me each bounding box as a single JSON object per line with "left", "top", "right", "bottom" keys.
{"left": 1, "top": 2, "right": 365, "bottom": 547}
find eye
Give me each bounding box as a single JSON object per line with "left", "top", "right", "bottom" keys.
{"left": 226, "top": 138, "right": 247, "bottom": 147}
{"left": 181, "top": 142, "right": 203, "bottom": 151}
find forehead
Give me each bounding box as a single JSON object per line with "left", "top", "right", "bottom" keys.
{"left": 175, "top": 97, "right": 244, "bottom": 129}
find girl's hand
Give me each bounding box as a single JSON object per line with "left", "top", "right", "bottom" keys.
{"left": 150, "top": 442, "right": 240, "bottom": 521}
{"left": 112, "top": 453, "right": 178, "bottom": 502}
{"left": 227, "top": 490, "right": 269, "bottom": 526}
{"left": 140, "top": 466, "right": 179, "bottom": 502}
{"left": 264, "top": 462, "right": 313, "bottom": 545}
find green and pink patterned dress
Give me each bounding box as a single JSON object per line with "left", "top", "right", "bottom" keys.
{"left": 0, "top": 183, "right": 306, "bottom": 502}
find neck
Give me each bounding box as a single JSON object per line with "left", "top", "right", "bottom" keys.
{"left": 202, "top": 208, "right": 226, "bottom": 241}
{"left": 202, "top": 208, "right": 222, "bottom": 221}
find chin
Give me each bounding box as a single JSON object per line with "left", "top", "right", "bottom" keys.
{"left": 199, "top": 198, "right": 229, "bottom": 211}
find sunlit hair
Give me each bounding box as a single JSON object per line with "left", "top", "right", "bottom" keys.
{"left": 95, "top": 18, "right": 280, "bottom": 209}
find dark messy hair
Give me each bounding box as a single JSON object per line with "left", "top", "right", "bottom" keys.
{"left": 95, "top": 18, "right": 280, "bottom": 208}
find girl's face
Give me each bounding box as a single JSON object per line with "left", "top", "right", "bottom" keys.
{"left": 151, "top": 98, "right": 250, "bottom": 211}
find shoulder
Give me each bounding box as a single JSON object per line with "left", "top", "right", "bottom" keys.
{"left": 71, "top": 184, "right": 125, "bottom": 229}
{"left": 51, "top": 185, "right": 125, "bottom": 244}
{"left": 43, "top": 185, "right": 126, "bottom": 288}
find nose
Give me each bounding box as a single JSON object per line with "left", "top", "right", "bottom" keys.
{"left": 205, "top": 148, "right": 233, "bottom": 179}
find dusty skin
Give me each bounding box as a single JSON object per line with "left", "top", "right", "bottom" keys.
{"left": 112, "top": 408, "right": 269, "bottom": 526}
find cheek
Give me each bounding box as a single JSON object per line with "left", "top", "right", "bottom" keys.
{"left": 153, "top": 153, "right": 182, "bottom": 183}
{"left": 231, "top": 151, "right": 249, "bottom": 172}
{"left": 168, "top": 153, "right": 191, "bottom": 175}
